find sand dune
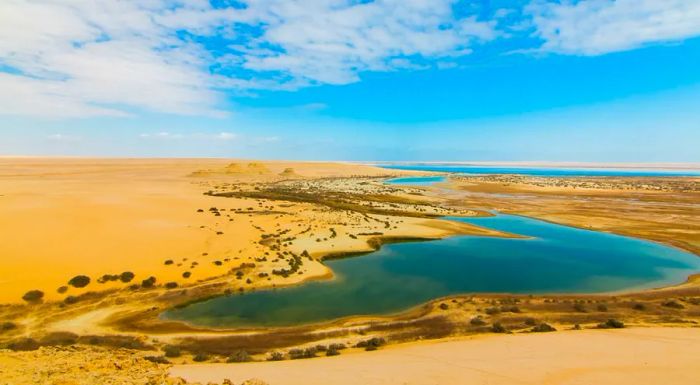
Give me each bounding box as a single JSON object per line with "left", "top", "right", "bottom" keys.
{"left": 171, "top": 327, "right": 700, "bottom": 385}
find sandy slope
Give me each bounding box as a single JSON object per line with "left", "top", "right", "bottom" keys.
{"left": 171, "top": 327, "right": 700, "bottom": 385}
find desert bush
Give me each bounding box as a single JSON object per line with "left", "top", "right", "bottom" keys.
{"left": 165, "top": 282, "right": 178, "bottom": 289}
{"left": 163, "top": 345, "right": 181, "bottom": 358}
{"left": 57, "top": 286, "right": 68, "bottom": 294}
{"left": 182, "top": 271, "right": 191, "bottom": 278}
{"left": 632, "top": 303, "right": 646, "bottom": 311}
{"left": 439, "top": 303, "right": 449, "bottom": 310}
{"left": 144, "top": 355, "right": 170, "bottom": 364}
{"left": 64, "top": 296, "right": 78, "bottom": 305}
{"left": 597, "top": 319, "right": 624, "bottom": 329}
{"left": 120, "top": 271, "right": 135, "bottom": 283}
{"left": 267, "top": 351, "right": 284, "bottom": 361}
{"left": 573, "top": 303, "right": 587, "bottom": 313}
{"left": 596, "top": 304, "right": 608, "bottom": 312}
{"left": 1, "top": 321, "right": 17, "bottom": 331}
{"left": 192, "top": 352, "right": 209, "bottom": 362}
{"left": 491, "top": 322, "right": 507, "bottom": 333}
{"left": 22, "top": 290, "right": 44, "bottom": 303}
{"left": 326, "top": 347, "right": 340, "bottom": 356}
{"left": 227, "top": 350, "right": 251, "bottom": 363}
{"left": 470, "top": 317, "right": 487, "bottom": 326}
{"left": 68, "top": 275, "right": 91, "bottom": 288}
{"left": 662, "top": 300, "right": 685, "bottom": 309}
{"left": 141, "top": 276, "right": 157, "bottom": 288}
{"left": 7, "top": 338, "right": 39, "bottom": 351}
{"left": 164, "top": 260, "right": 174, "bottom": 265}
{"left": 531, "top": 323, "right": 556, "bottom": 333}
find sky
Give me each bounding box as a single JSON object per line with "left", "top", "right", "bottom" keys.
{"left": 1, "top": 0, "right": 699, "bottom": 162}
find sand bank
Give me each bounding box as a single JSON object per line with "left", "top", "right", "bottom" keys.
{"left": 171, "top": 327, "right": 700, "bottom": 385}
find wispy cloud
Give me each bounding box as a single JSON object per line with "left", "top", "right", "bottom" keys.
{"left": 528, "top": 0, "right": 700, "bottom": 55}
{"left": 1, "top": 0, "right": 700, "bottom": 119}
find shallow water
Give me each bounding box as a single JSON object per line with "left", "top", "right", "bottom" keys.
{"left": 163, "top": 214, "right": 700, "bottom": 328}
{"left": 385, "top": 176, "right": 446, "bottom": 186}
{"left": 381, "top": 164, "right": 700, "bottom": 177}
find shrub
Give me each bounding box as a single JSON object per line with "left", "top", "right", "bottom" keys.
{"left": 531, "top": 323, "right": 556, "bottom": 333}
{"left": 439, "top": 303, "right": 449, "bottom": 310}
{"left": 182, "top": 272, "right": 191, "bottom": 279}
{"left": 64, "top": 296, "right": 78, "bottom": 305}
{"left": 491, "top": 323, "right": 507, "bottom": 333}
{"left": 470, "top": 317, "right": 487, "bottom": 326}
{"left": 573, "top": 303, "right": 587, "bottom": 313}
{"left": 57, "top": 286, "right": 68, "bottom": 294}
{"left": 1, "top": 321, "right": 17, "bottom": 331}
{"left": 7, "top": 338, "right": 39, "bottom": 351}
{"left": 119, "top": 271, "right": 135, "bottom": 283}
{"left": 326, "top": 347, "right": 340, "bottom": 356}
{"left": 267, "top": 351, "right": 284, "bottom": 361}
{"left": 141, "top": 276, "right": 157, "bottom": 288}
{"left": 144, "top": 355, "right": 170, "bottom": 364}
{"left": 192, "top": 352, "right": 209, "bottom": 362}
{"left": 165, "top": 282, "right": 178, "bottom": 289}
{"left": 662, "top": 300, "right": 685, "bottom": 309}
{"left": 21, "top": 290, "right": 44, "bottom": 303}
{"left": 164, "top": 260, "right": 174, "bottom": 265}
{"left": 598, "top": 319, "right": 624, "bottom": 329}
{"left": 524, "top": 318, "right": 537, "bottom": 326}
{"left": 68, "top": 275, "right": 91, "bottom": 288}
{"left": 163, "top": 345, "right": 181, "bottom": 358}
{"left": 227, "top": 350, "right": 251, "bottom": 363}
{"left": 596, "top": 304, "right": 608, "bottom": 312}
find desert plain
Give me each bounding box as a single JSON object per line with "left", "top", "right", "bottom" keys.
{"left": 0, "top": 158, "right": 699, "bottom": 385}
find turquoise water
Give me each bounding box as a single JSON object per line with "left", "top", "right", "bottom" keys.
{"left": 163, "top": 214, "right": 700, "bottom": 328}
{"left": 381, "top": 164, "right": 700, "bottom": 177}
{"left": 385, "top": 176, "right": 446, "bottom": 186}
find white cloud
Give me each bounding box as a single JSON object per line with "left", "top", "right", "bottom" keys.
{"left": 3, "top": 0, "right": 700, "bottom": 119}
{"left": 528, "top": 0, "right": 700, "bottom": 55}
{"left": 0, "top": 0, "right": 496, "bottom": 118}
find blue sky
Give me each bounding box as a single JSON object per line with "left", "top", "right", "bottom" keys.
{"left": 1, "top": 0, "right": 699, "bottom": 161}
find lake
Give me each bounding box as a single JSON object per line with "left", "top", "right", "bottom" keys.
{"left": 163, "top": 214, "right": 700, "bottom": 328}
{"left": 380, "top": 164, "right": 700, "bottom": 177}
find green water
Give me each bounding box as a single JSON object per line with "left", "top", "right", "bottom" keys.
{"left": 163, "top": 214, "right": 699, "bottom": 328}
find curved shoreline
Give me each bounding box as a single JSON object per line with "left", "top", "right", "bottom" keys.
{"left": 158, "top": 213, "right": 700, "bottom": 332}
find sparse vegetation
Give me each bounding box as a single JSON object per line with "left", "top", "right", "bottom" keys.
{"left": 22, "top": 290, "right": 44, "bottom": 303}
{"left": 119, "top": 271, "right": 135, "bottom": 283}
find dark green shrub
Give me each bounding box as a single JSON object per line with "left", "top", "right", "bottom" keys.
{"left": 57, "top": 286, "right": 68, "bottom": 294}
{"left": 662, "top": 300, "right": 685, "bottom": 309}
{"left": 267, "top": 351, "right": 284, "bottom": 361}
{"left": 491, "top": 323, "right": 507, "bottom": 333}
{"left": 68, "top": 275, "right": 90, "bottom": 288}
{"left": 598, "top": 319, "right": 624, "bottom": 329}
{"left": 119, "top": 272, "right": 135, "bottom": 283}
{"left": 182, "top": 271, "right": 191, "bottom": 278}
{"left": 144, "top": 355, "right": 170, "bottom": 364}
{"left": 227, "top": 350, "right": 250, "bottom": 363}
{"left": 470, "top": 317, "right": 487, "bottom": 326}
{"left": 531, "top": 323, "right": 556, "bottom": 333}
{"left": 192, "top": 352, "right": 209, "bottom": 362}
{"left": 439, "top": 303, "right": 449, "bottom": 310}
{"left": 22, "top": 290, "right": 44, "bottom": 303}
{"left": 165, "top": 282, "right": 178, "bottom": 289}
{"left": 163, "top": 345, "right": 181, "bottom": 358}
{"left": 141, "top": 276, "right": 156, "bottom": 288}
{"left": 573, "top": 303, "right": 587, "bottom": 313}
